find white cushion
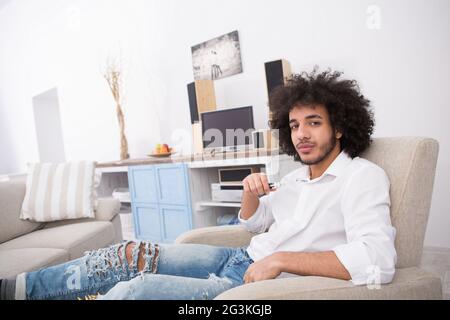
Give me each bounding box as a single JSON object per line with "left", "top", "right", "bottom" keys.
{"left": 20, "top": 161, "right": 97, "bottom": 222}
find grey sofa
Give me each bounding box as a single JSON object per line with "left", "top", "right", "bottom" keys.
{"left": 0, "top": 174, "right": 123, "bottom": 279}
{"left": 176, "top": 137, "right": 443, "bottom": 299}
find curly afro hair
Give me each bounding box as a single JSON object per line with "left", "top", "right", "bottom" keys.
{"left": 269, "top": 68, "right": 375, "bottom": 160}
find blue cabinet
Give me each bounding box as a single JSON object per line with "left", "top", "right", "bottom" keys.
{"left": 129, "top": 165, "right": 158, "bottom": 203}
{"left": 155, "top": 165, "right": 190, "bottom": 206}
{"left": 128, "top": 163, "right": 193, "bottom": 243}
{"left": 159, "top": 204, "right": 192, "bottom": 242}
{"left": 132, "top": 204, "right": 161, "bottom": 242}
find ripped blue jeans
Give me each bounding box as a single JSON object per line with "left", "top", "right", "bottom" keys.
{"left": 20, "top": 241, "right": 253, "bottom": 300}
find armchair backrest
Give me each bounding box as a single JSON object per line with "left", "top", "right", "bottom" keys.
{"left": 360, "top": 137, "right": 439, "bottom": 268}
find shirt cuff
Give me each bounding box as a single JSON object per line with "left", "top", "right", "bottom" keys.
{"left": 237, "top": 209, "right": 247, "bottom": 223}
{"left": 332, "top": 242, "right": 373, "bottom": 286}
{"left": 237, "top": 201, "right": 266, "bottom": 233}
{"left": 237, "top": 207, "right": 259, "bottom": 224}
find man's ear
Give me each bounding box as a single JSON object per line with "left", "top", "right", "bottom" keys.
{"left": 336, "top": 130, "right": 342, "bottom": 139}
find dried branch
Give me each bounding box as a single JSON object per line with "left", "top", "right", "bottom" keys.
{"left": 103, "top": 58, "right": 129, "bottom": 160}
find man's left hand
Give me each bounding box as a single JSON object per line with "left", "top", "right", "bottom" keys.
{"left": 243, "top": 253, "right": 282, "bottom": 283}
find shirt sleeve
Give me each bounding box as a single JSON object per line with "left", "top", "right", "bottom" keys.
{"left": 332, "top": 165, "right": 397, "bottom": 286}
{"left": 238, "top": 192, "right": 275, "bottom": 234}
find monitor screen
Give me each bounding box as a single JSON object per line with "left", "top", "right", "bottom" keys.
{"left": 201, "top": 106, "right": 255, "bottom": 151}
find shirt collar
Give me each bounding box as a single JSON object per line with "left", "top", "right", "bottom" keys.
{"left": 323, "top": 151, "right": 352, "bottom": 178}
{"left": 296, "top": 151, "right": 352, "bottom": 182}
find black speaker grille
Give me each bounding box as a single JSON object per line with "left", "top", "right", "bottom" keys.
{"left": 187, "top": 82, "right": 199, "bottom": 124}
{"left": 265, "top": 60, "right": 284, "bottom": 97}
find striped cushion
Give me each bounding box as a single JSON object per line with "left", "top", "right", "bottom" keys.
{"left": 20, "top": 162, "right": 97, "bottom": 222}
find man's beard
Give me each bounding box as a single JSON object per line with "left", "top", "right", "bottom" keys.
{"left": 298, "top": 133, "right": 337, "bottom": 165}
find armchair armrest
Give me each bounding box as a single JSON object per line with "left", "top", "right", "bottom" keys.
{"left": 94, "top": 197, "right": 120, "bottom": 221}
{"left": 174, "top": 225, "right": 255, "bottom": 247}
{"left": 214, "top": 267, "right": 442, "bottom": 300}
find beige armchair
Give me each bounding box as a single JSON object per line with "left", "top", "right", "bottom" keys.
{"left": 175, "top": 137, "right": 442, "bottom": 299}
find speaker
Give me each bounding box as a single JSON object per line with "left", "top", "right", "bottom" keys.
{"left": 264, "top": 59, "right": 292, "bottom": 97}
{"left": 252, "top": 129, "right": 279, "bottom": 151}
{"left": 187, "top": 80, "right": 216, "bottom": 124}
{"left": 192, "top": 121, "right": 203, "bottom": 154}
{"left": 264, "top": 59, "right": 292, "bottom": 122}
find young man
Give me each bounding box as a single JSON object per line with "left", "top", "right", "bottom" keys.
{"left": 0, "top": 69, "right": 396, "bottom": 300}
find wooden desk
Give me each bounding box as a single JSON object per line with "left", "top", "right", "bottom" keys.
{"left": 96, "top": 149, "right": 282, "bottom": 169}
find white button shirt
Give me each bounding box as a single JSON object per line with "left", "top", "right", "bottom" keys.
{"left": 239, "top": 151, "right": 397, "bottom": 285}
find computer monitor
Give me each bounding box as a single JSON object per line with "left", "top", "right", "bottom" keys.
{"left": 201, "top": 106, "right": 255, "bottom": 153}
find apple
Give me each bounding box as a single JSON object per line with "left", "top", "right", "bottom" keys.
{"left": 161, "top": 144, "right": 170, "bottom": 153}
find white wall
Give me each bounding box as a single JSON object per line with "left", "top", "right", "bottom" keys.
{"left": 0, "top": 0, "right": 449, "bottom": 248}
{"left": 0, "top": 0, "right": 165, "bottom": 169}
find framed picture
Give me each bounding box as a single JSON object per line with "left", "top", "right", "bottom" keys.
{"left": 191, "top": 30, "right": 243, "bottom": 80}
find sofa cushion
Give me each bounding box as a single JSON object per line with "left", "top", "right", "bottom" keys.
{"left": 0, "top": 221, "right": 116, "bottom": 260}
{"left": 20, "top": 162, "right": 97, "bottom": 222}
{"left": 0, "top": 175, "right": 44, "bottom": 244}
{"left": 41, "top": 197, "right": 120, "bottom": 229}
{"left": 0, "top": 248, "right": 69, "bottom": 278}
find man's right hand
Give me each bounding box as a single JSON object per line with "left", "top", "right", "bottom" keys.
{"left": 242, "top": 173, "right": 272, "bottom": 197}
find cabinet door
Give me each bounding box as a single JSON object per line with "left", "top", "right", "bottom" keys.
{"left": 132, "top": 204, "right": 162, "bottom": 242}
{"left": 159, "top": 204, "right": 192, "bottom": 243}
{"left": 155, "top": 163, "right": 190, "bottom": 206}
{"left": 128, "top": 165, "right": 158, "bottom": 204}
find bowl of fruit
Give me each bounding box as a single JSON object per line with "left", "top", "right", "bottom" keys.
{"left": 147, "top": 144, "right": 175, "bottom": 158}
